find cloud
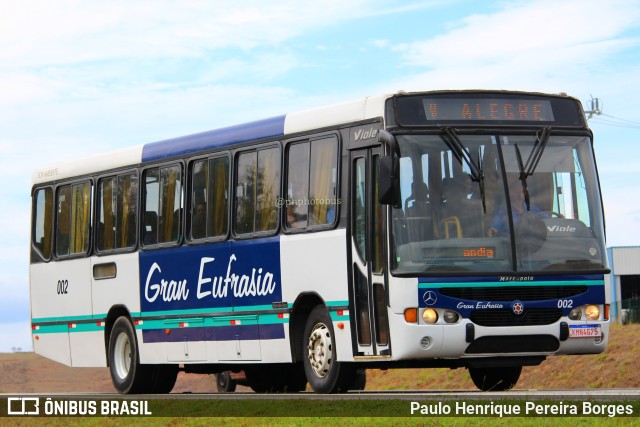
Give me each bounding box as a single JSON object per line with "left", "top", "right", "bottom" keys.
{"left": 377, "top": 0, "right": 640, "bottom": 92}
{"left": 0, "top": 1, "right": 410, "bottom": 67}
{"left": 399, "top": 0, "right": 640, "bottom": 65}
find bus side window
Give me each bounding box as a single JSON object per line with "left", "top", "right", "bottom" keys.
{"left": 97, "top": 172, "right": 138, "bottom": 251}
{"left": 284, "top": 136, "right": 338, "bottom": 231}
{"left": 56, "top": 182, "right": 91, "bottom": 257}
{"left": 32, "top": 187, "right": 53, "bottom": 261}
{"left": 143, "top": 165, "right": 182, "bottom": 245}
{"left": 285, "top": 142, "right": 310, "bottom": 229}
{"left": 190, "top": 156, "right": 229, "bottom": 240}
{"left": 234, "top": 146, "right": 280, "bottom": 236}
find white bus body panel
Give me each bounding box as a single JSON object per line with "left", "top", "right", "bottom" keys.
{"left": 280, "top": 229, "right": 352, "bottom": 361}
{"left": 284, "top": 94, "right": 389, "bottom": 135}
{"left": 91, "top": 252, "right": 141, "bottom": 317}
{"left": 32, "top": 332, "right": 71, "bottom": 366}
{"left": 68, "top": 331, "right": 106, "bottom": 367}
{"left": 30, "top": 257, "right": 91, "bottom": 367}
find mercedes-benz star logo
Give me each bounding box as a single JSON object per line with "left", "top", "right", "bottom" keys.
{"left": 423, "top": 291, "right": 437, "bottom": 306}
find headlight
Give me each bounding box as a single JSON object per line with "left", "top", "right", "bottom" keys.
{"left": 569, "top": 307, "right": 582, "bottom": 320}
{"left": 422, "top": 308, "right": 438, "bottom": 324}
{"left": 585, "top": 305, "right": 600, "bottom": 320}
{"left": 443, "top": 310, "right": 460, "bottom": 323}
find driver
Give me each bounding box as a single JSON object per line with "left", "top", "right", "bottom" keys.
{"left": 487, "top": 182, "right": 543, "bottom": 237}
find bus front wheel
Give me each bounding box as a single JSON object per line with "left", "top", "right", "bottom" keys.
{"left": 468, "top": 366, "right": 521, "bottom": 391}
{"left": 303, "top": 305, "right": 355, "bottom": 393}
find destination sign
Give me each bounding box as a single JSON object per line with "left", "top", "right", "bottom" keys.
{"left": 394, "top": 93, "right": 585, "bottom": 127}
{"left": 422, "top": 98, "right": 554, "bottom": 122}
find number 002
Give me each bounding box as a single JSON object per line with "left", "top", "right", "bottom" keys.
{"left": 57, "top": 280, "right": 68, "bottom": 294}
{"left": 557, "top": 299, "right": 573, "bottom": 308}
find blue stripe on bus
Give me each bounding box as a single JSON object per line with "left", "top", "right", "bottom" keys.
{"left": 417, "top": 279, "right": 605, "bottom": 316}
{"left": 141, "top": 323, "right": 285, "bottom": 343}
{"left": 141, "top": 115, "right": 286, "bottom": 162}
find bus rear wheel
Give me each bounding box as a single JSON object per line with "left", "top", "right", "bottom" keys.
{"left": 244, "top": 363, "right": 307, "bottom": 393}
{"left": 216, "top": 371, "right": 237, "bottom": 393}
{"left": 108, "top": 317, "right": 178, "bottom": 394}
{"left": 108, "top": 317, "right": 148, "bottom": 394}
{"left": 148, "top": 364, "right": 178, "bottom": 394}
{"left": 469, "top": 366, "right": 521, "bottom": 391}
{"left": 303, "top": 305, "right": 355, "bottom": 393}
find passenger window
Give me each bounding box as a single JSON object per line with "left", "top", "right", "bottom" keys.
{"left": 97, "top": 172, "right": 138, "bottom": 251}
{"left": 56, "top": 182, "right": 91, "bottom": 256}
{"left": 191, "top": 156, "right": 229, "bottom": 240}
{"left": 309, "top": 137, "right": 338, "bottom": 226}
{"left": 235, "top": 146, "right": 280, "bottom": 235}
{"left": 353, "top": 157, "right": 366, "bottom": 259}
{"left": 32, "top": 187, "right": 53, "bottom": 260}
{"left": 285, "top": 142, "right": 309, "bottom": 229}
{"left": 285, "top": 136, "right": 338, "bottom": 230}
{"left": 143, "top": 165, "right": 183, "bottom": 245}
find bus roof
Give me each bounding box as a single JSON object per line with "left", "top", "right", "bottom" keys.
{"left": 31, "top": 93, "right": 390, "bottom": 186}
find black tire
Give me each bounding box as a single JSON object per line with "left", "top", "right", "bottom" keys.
{"left": 303, "top": 305, "right": 356, "bottom": 393}
{"left": 285, "top": 363, "right": 308, "bottom": 392}
{"left": 108, "top": 316, "right": 149, "bottom": 394}
{"left": 469, "top": 366, "right": 521, "bottom": 391}
{"left": 216, "top": 371, "right": 237, "bottom": 393}
{"left": 244, "top": 364, "right": 307, "bottom": 393}
{"left": 351, "top": 369, "right": 367, "bottom": 391}
{"left": 148, "top": 364, "right": 178, "bottom": 394}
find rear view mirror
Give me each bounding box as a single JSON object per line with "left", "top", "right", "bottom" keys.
{"left": 378, "top": 155, "right": 400, "bottom": 207}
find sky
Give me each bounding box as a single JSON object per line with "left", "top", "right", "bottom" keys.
{"left": 1, "top": 0, "right": 640, "bottom": 352}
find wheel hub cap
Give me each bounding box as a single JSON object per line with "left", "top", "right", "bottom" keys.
{"left": 307, "top": 323, "right": 333, "bottom": 378}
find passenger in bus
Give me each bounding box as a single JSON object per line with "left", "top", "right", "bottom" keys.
{"left": 441, "top": 175, "right": 482, "bottom": 238}
{"left": 192, "top": 203, "right": 206, "bottom": 239}
{"left": 404, "top": 181, "right": 432, "bottom": 241}
{"left": 286, "top": 181, "right": 308, "bottom": 229}
{"left": 404, "top": 181, "right": 429, "bottom": 217}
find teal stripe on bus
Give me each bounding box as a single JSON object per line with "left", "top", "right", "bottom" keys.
{"left": 31, "top": 314, "right": 103, "bottom": 324}
{"left": 33, "top": 323, "right": 105, "bottom": 334}
{"left": 32, "top": 300, "right": 350, "bottom": 333}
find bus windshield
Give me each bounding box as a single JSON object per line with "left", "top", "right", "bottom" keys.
{"left": 391, "top": 132, "right": 607, "bottom": 275}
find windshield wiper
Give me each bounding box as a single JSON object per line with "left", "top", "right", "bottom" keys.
{"left": 514, "top": 127, "right": 551, "bottom": 210}
{"left": 440, "top": 128, "right": 486, "bottom": 213}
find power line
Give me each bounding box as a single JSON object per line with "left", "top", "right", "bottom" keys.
{"left": 584, "top": 96, "right": 640, "bottom": 130}
{"left": 590, "top": 117, "right": 640, "bottom": 129}
{"left": 599, "top": 113, "right": 640, "bottom": 127}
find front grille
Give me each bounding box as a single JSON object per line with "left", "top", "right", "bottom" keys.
{"left": 440, "top": 285, "right": 587, "bottom": 301}
{"left": 465, "top": 335, "right": 559, "bottom": 354}
{"left": 471, "top": 308, "right": 562, "bottom": 327}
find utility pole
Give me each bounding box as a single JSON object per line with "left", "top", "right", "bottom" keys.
{"left": 584, "top": 96, "right": 602, "bottom": 119}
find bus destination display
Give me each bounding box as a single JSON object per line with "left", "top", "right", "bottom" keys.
{"left": 422, "top": 98, "right": 555, "bottom": 123}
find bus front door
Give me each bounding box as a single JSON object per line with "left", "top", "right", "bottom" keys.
{"left": 350, "top": 147, "right": 390, "bottom": 357}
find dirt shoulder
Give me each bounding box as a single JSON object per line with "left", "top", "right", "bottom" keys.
{"left": 1, "top": 323, "right": 636, "bottom": 393}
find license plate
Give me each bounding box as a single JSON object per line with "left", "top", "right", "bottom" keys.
{"left": 569, "top": 324, "right": 601, "bottom": 338}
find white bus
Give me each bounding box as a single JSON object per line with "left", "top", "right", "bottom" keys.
{"left": 30, "top": 90, "right": 610, "bottom": 393}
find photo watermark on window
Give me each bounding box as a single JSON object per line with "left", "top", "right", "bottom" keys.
{"left": 275, "top": 197, "right": 342, "bottom": 207}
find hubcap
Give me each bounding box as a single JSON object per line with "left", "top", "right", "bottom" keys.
{"left": 307, "top": 322, "right": 333, "bottom": 378}
{"left": 113, "top": 332, "right": 131, "bottom": 380}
